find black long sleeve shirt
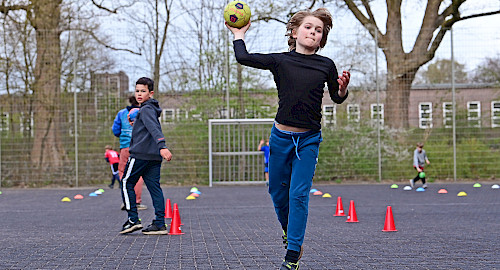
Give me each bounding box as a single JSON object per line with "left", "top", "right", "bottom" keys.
{"left": 233, "top": 39, "right": 348, "bottom": 131}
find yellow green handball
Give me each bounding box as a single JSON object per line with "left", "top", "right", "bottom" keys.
{"left": 224, "top": 1, "right": 251, "bottom": 28}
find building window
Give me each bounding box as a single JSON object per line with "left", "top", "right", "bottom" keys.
{"left": 323, "top": 105, "right": 336, "bottom": 127}
{"left": 258, "top": 105, "right": 271, "bottom": 118}
{"left": 467, "top": 101, "right": 481, "bottom": 127}
{"left": 20, "top": 112, "right": 34, "bottom": 137}
{"left": 0, "top": 112, "right": 9, "bottom": 132}
{"left": 347, "top": 104, "right": 360, "bottom": 123}
{"left": 419, "top": 102, "right": 433, "bottom": 129}
{"left": 176, "top": 109, "right": 188, "bottom": 120}
{"left": 162, "top": 109, "right": 175, "bottom": 123}
{"left": 442, "top": 102, "right": 452, "bottom": 128}
{"left": 218, "top": 108, "right": 233, "bottom": 119}
{"left": 189, "top": 109, "right": 202, "bottom": 121}
{"left": 68, "top": 112, "right": 82, "bottom": 137}
{"left": 245, "top": 109, "right": 255, "bottom": 118}
{"left": 491, "top": 101, "right": 500, "bottom": 128}
{"left": 370, "top": 104, "right": 384, "bottom": 128}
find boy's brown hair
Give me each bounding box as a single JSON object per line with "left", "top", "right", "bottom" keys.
{"left": 416, "top": 142, "right": 424, "bottom": 148}
{"left": 286, "top": 8, "right": 333, "bottom": 52}
{"left": 105, "top": 145, "right": 113, "bottom": 150}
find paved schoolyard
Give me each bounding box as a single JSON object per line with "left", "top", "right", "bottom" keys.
{"left": 0, "top": 183, "right": 499, "bottom": 269}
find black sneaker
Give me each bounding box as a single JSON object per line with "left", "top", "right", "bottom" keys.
{"left": 109, "top": 184, "right": 114, "bottom": 189}
{"left": 280, "top": 260, "right": 300, "bottom": 270}
{"left": 142, "top": 223, "right": 168, "bottom": 235}
{"left": 120, "top": 219, "right": 143, "bottom": 234}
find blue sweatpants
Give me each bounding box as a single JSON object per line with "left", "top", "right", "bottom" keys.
{"left": 121, "top": 157, "right": 165, "bottom": 227}
{"left": 268, "top": 124, "right": 322, "bottom": 252}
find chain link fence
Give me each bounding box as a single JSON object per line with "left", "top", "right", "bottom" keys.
{"left": 1, "top": 19, "right": 499, "bottom": 187}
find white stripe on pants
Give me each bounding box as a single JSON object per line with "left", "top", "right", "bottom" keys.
{"left": 121, "top": 157, "right": 135, "bottom": 210}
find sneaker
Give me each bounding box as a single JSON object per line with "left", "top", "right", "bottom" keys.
{"left": 409, "top": 179, "right": 415, "bottom": 188}
{"left": 137, "top": 204, "right": 148, "bottom": 210}
{"left": 280, "top": 260, "right": 300, "bottom": 270}
{"left": 120, "top": 219, "right": 143, "bottom": 234}
{"left": 422, "top": 183, "right": 428, "bottom": 189}
{"left": 109, "top": 184, "right": 114, "bottom": 189}
{"left": 142, "top": 223, "right": 168, "bottom": 235}
{"left": 282, "top": 230, "right": 288, "bottom": 249}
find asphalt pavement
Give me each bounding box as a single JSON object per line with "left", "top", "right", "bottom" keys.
{"left": 0, "top": 182, "right": 499, "bottom": 269}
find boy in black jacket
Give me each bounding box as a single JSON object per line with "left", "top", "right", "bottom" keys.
{"left": 120, "top": 77, "right": 173, "bottom": 235}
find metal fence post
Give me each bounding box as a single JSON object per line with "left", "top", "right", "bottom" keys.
{"left": 375, "top": 29, "right": 382, "bottom": 183}
{"left": 73, "top": 41, "right": 79, "bottom": 188}
{"left": 451, "top": 27, "right": 457, "bottom": 182}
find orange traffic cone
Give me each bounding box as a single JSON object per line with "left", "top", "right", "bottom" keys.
{"left": 334, "top": 196, "right": 345, "bottom": 216}
{"left": 164, "top": 198, "right": 173, "bottom": 219}
{"left": 169, "top": 203, "right": 184, "bottom": 235}
{"left": 346, "top": 200, "right": 359, "bottom": 222}
{"left": 382, "top": 206, "right": 397, "bottom": 232}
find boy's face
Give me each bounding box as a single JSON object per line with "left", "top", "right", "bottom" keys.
{"left": 417, "top": 146, "right": 423, "bottom": 152}
{"left": 293, "top": 16, "right": 324, "bottom": 53}
{"left": 135, "top": 84, "right": 153, "bottom": 105}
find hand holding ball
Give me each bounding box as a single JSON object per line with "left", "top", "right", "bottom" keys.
{"left": 224, "top": 1, "right": 251, "bottom": 28}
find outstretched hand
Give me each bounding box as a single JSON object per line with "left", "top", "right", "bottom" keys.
{"left": 225, "top": 21, "right": 251, "bottom": 40}
{"left": 337, "top": 70, "right": 350, "bottom": 97}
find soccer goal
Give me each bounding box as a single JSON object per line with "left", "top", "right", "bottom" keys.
{"left": 208, "top": 118, "right": 274, "bottom": 186}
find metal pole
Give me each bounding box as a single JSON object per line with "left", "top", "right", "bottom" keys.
{"left": 73, "top": 40, "right": 79, "bottom": 188}
{"left": 0, "top": 127, "right": 2, "bottom": 189}
{"left": 375, "top": 30, "right": 382, "bottom": 182}
{"left": 451, "top": 27, "right": 457, "bottom": 182}
{"left": 226, "top": 28, "right": 230, "bottom": 119}
{"left": 208, "top": 120, "right": 213, "bottom": 187}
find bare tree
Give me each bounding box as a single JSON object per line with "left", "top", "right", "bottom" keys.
{"left": 472, "top": 55, "right": 500, "bottom": 84}
{"left": 0, "top": 0, "right": 132, "bottom": 182}
{"left": 339, "top": 0, "right": 500, "bottom": 128}
{"left": 124, "top": 0, "right": 173, "bottom": 92}
{"left": 250, "top": 0, "right": 500, "bottom": 128}
{"left": 417, "top": 59, "right": 468, "bottom": 84}
{"left": 0, "top": 0, "right": 67, "bottom": 174}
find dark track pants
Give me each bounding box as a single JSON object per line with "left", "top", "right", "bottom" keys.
{"left": 121, "top": 158, "right": 165, "bottom": 227}
{"left": 268, "top": 124, "right": 322, "bottom": 252}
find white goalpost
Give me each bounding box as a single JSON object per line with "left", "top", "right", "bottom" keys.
{"left": 208, "top": 118, "right": 274, "bottom": 187}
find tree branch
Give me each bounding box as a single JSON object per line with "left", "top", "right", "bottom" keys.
{"left": 344, "top": 0, "right": 385, "bottom": 48}
{"left": 0, "top": 4, "right": 29, "bottom": 14}
{"left": 254, "top": 16, "right": 288, "bottom": 24}
{"left": 306, "top": 0, "right": 317, "bottom": 10}
{"left": 74, "top": 28, "right": 141, "bottom": 55}
{"left": 458, "top": 10, "right": 500, "bottom": 22}
{"left": 90, "top": 0, "right": 117, "bottom": 14}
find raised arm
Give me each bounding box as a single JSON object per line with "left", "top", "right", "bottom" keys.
{"left": 226, "top": 21, "right": 277, "bottom": 70}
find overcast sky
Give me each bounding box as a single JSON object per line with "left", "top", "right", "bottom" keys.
{"left": 103, "top": 0, "right": 500, "bottom": 89}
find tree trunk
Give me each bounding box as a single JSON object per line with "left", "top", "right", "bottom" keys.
{"left": 31, "top": 0, "right": 67, "bottom": 178}
{"left": 385, "top": 57, "right": 418, "bottom": 129}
